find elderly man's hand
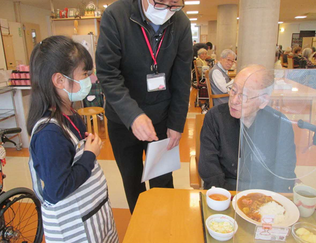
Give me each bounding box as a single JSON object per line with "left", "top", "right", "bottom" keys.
{"left": 131, "top": 114, "right": 158, "bottom": 141}
{"left": 167, "top": 128, "right": 182, "bottom": 150}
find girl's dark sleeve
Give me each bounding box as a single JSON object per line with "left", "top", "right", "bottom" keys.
{"left": 31, "top": 127, "right": 95, "bottom": 204}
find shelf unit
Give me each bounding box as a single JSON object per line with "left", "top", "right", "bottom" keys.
{"left": 51, "top": 16, "right": 101, "bottom": 21}
{"left": 51, "top": 16, "right": 101, "bottom": 37}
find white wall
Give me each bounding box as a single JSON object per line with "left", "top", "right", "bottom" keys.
{"left": 0, "top": 0, "right": 16, "bottom": 22}
{"left": 0, "top": 0, "right": 50, "bottom": 40}
{"left": 20, "top": 4, "right": 50, "bottom": 40}
{"left": 200, "top": 25, "right": 208, "bottom": 35}
{"left": 278, "top": 21, "right": 316, "bottom": 49}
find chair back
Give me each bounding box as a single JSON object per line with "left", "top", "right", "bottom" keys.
{"left": 280, "top": 54, "right": 288, "bottom": 68}
{"left": 205, "top": 69, "right": 230, "bottom": 109}
{"left": 195, "top": 114, "right": 205, "bottom": 163}
{"left": 190, "top": 114, "right": 205, "bottom": 189}
{"left": 287, "top": 56, "right": 294, "bottom": 69}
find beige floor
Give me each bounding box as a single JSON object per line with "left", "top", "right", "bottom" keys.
{"left": 3, "top": 157, "right": 191, "bottom": 209}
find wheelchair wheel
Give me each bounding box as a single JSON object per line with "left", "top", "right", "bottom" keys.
{"left": 0, "top": 187, "right": 43, "bottom": 243}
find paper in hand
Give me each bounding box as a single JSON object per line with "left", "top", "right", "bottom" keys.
{"left": 141, "top": 138, "right": 181, "bottom": 182}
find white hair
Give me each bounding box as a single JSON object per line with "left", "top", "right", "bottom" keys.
{"left": 198, "top": 48, "right": 207, "bottom": 56}
{"left": 220, "top": 49, "right": 236, "bottom": 59}
{"left": 302, "top": 48, "right": 313, "bottom": 59}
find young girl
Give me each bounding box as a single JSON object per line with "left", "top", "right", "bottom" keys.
{"left": 27, "top": 36, "right": 118, "bottom": 243}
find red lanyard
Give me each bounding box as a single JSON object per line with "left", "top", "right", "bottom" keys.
{"left": 141, "top": 27, "right": 166, "bottom": 68}
{"left": 63, "top": 113, "right": 83, "bottom": 140}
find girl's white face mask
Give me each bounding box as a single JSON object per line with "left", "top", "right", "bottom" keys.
{"left": 62, "top": 75, "right": 92, "bottom": 102}
{"left": 144, "top": 0, "right": 175, "bottom": 25}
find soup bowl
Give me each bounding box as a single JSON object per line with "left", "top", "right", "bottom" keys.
{"left": 206, "top": 187, "right": 231, "bottom": 211}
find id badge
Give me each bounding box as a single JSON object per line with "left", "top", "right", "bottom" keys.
{"left": 146, "top": 73, "right": 166, "bottom": 92}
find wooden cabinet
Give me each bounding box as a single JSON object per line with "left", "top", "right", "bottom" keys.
{"left": 2, "top": 35, "right": 16, "bottom": 70}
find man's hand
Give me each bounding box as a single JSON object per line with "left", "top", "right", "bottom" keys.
{"left": 167, "top": 128, "right": 182, "bottom": 150}
{"left": 131, "top": 114, "right": 158, "bottom": 141}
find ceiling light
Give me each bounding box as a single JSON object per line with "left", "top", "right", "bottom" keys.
{"left": 295, "top": 16, "right": 307, "bottom": 19}
{"left": 237, "top": 17, "right": 239, "bottom": 20}
{"left": 278, "top": 21, "right": 283, "bottom": 24}
{"left": 185, "top": 1, "right": 200, "bottom": 5}
{"left": 103, "top": 4, "right": 108, "bottom": 8}
{"left": 189, "top": 18, "right": 197, "bottom": 21}
{"left": 187, "top": 11, "right": 199, "bottom": 14}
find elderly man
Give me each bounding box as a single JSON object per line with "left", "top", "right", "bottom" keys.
{"left": 209, "top": 49, "right": 236, "bottom": 106}
{"left": 199, "top": 65, "right": 296, "bottom": 192}
{"left": 96, "top": 0, "right": 192, "bottom": 213}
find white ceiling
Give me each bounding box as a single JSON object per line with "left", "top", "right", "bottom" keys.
{"left": 7, "top": 0, "right": 316, "bottom": 25}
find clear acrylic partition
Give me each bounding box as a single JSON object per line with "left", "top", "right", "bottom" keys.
{"left": 232, "top": 68, "right": 316, "bottom": 242}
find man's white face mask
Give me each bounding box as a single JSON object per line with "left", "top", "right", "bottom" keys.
{"left": 144, "top": 0, "right": 175, "bottom": 25}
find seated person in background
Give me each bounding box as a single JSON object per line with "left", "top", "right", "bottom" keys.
{"left": 192, "top": 42, "right": 213, "bottom": 70}
{"left": 310, "top": 51, "right": 316, "bottom": 65}
{"left": 274, "top": 50, "right": 283, "bottom": 69}
{"left": 196, "top": 48, "right": 209, "bottom": 78}
{"left": 209, "top": 49, "right": 236, "bottom": 106}
{"left": 193, "top": 42, "right": 213, "bottom": 59}
{"left": 293, "top": 46, "right": 303, "bottom": 67}
{"left": 282, "top": 47, "right": 292, "bottom": 64}
{"left": 300, "top": 48, "right": 316, "bottom": 69}
{"left": 199, "top": 65, "right": 296, "bottom": 192}
{"left": 278, "top": 45, "right": 284, "bottom": 57}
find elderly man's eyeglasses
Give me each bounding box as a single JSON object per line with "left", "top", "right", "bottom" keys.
{"left": 152, "top": 0, "right": 185, "bottom": 11}
{"left": 227, "top": 86, "right": 265, "bottom": 102}
{"left": 225, "top": 58, "right": 235, "bottom": 64}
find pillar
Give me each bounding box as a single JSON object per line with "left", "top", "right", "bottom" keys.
{"left": 237, "top": 0, "right": 280, "bottom": 71}
{"left": 216, "top": 4, "right": 238, "bottom": 59}
{"left": 207, "top": 21, "right": 217, "bottom": 50}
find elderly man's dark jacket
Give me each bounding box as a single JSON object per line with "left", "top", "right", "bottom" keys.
{"left": 199, "top": 103, "right": 296, "bottom": 192}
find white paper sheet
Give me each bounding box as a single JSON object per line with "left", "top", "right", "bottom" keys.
{"left": 141, "top": 138, "right": 181, "bottom": 182}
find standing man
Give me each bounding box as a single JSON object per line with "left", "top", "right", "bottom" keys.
{"left": 209, "top": 49, "right": 236, "bottom": 106}
{"left": 96, "top": 0, "right": 192, "bottom": 213}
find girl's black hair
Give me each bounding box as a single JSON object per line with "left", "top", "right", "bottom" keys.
{"left": 27, "top": 35, "right": 93, "bottom": 136}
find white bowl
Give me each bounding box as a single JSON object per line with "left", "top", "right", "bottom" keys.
{"left": 205, "top": 214, "right": 238, "bottom": 241}
{"left": 206, "top": 187, "right": 231, "bottom": 211}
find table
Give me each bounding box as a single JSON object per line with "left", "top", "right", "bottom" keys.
{"left": 271, "top": 79, "right": 316, "bottom": 126}
{"left": 123, "top": 188, "right": 204, "bottom": 243}
{"left": 123, "top": 188, "right": 316, "bottom": 243}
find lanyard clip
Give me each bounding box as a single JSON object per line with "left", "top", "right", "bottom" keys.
{"left": 152, "top": 64, "right": 158, "bottom": 74}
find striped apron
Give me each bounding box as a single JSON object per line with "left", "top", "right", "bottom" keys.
{"left": 29, "top": 118, "right": 118, "bottom": 243}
